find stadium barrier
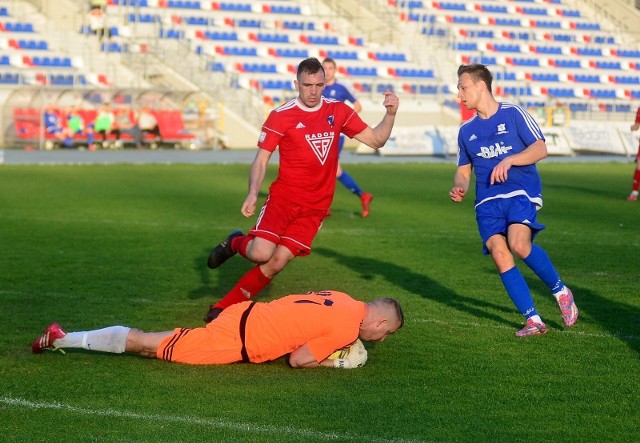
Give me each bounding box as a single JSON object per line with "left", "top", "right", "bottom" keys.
{"left": 356, "top": 123, "right": 639, "bottom": 158}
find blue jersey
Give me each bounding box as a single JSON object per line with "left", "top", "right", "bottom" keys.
{"left": 457, "top": 102, "right": 545, "bottom": 209}
{"left": 44, "top": 111, "right": 62, "bottom": 134}
{"left": 323, "top": 82, "right": 357, "bottom": 105}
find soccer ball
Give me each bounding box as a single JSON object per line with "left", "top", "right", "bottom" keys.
{"left": 328, "top": 339, "right": 368, "bottom": 368}
{"left": 327, "top": 346, "right": 351, "bottom": 360}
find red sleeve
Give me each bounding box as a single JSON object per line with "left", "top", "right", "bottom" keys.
{"left": 257, "top": 110, "right": 282, "bottom": 152}
{"left": 341, "top": 107, "right": 368, "bottom": 139}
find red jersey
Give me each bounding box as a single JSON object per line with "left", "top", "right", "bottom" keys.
{"left": 635, "top": 107, "right": 640, "bottom": 125}
{"left": 258, "top": 97, "right": 368, "bottom": 209}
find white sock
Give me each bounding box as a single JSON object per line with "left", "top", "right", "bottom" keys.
{"left": 529, "top": 315, "right": 543, "bottom": 324}
{"left": 56, "top": 326, "right": 130, "bottom": 353}
{"left": 552, "top": 286, "right": 568, "bottom": 301}
{"left": 632, "top": 191, "right": 639, "bottom": 197}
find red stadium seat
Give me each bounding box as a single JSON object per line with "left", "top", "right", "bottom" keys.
{"left": 155, "top": 110, "right": 195, "bottom": 142}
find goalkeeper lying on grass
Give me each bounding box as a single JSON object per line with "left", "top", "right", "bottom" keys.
{"left": 32, "top": 291, "right": 403, "bottom": 369}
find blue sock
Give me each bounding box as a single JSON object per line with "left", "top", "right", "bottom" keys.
{"left": 523, "top": 244, "right": 564, "bottom": 293}
{"left": 87, "top": 132, "right": 94, "bottom": 146}
{"left": 337, "top": 171, "right": 362, "bottom": 196}
{"left": 500, "top": 267, "right": 538, "bottom": 318}
{"left": 63, "top": 136, "right": 72, "bottom": 147}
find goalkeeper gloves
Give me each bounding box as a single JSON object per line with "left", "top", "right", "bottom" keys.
{"left": 332, "top": 339, "right": 368, "bottom": 369}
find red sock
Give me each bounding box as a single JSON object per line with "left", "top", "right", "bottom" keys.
{"left": 632, "top": 169, "right": 640, "bottom": 192}
{"left": 231, "top": 235, "right": 252, "bottom": 258}
{"left": 213, "top": 265, "right": 272, "bottom": 309}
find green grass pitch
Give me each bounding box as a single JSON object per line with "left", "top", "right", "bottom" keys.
{"left": 1, "top": 161, "right": 639, "bottom": 442}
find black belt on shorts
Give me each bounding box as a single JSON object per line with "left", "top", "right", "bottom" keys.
{"left": 239, "top": 301, "right": 255, "bottom": 363}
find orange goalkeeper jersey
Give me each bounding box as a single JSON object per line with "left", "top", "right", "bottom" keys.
{"left": 244, "top": 290, "right": 366, "bottom": 363}
{"left": 157, "top": 290, "right": 366, "bottom": 365}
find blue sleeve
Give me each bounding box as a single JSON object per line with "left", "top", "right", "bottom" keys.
{"left": 512, "top": 105, "right": 545, "bottom": 147}
{"left": 457, "top": 127, "right": 471, "bottom": 166}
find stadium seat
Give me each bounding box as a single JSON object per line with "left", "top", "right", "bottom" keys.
{"left": 154, "top": 109, "right": 196, "bottom": 141}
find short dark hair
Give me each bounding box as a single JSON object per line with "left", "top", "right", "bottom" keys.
{"left": 457, "top": 63, "right": 493, "bottom": 94}
{"left": 373, "top": 298, "right": 405, "bottom": 329}
{"left": 297, "top": 57, "right": 324, "bottom": 82}
{"left": 322, "top": 57, "right": 336, "bottom": 67}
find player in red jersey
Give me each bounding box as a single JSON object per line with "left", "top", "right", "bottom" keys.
{"left": 204, "top": 57, "right": 399, "bottom": 322}
{"left": 627, "top": 106, "right": 640, "bottom": 202}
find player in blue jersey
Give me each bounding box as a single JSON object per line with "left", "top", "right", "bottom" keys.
{"left": 44, "top": 105, "right": 72, "bottom": 148}
{"left": 449, "top": 63, "right": 578, "bottom": 336}
{"left": 322, "top": 58, "right": 373, "bottom": 217}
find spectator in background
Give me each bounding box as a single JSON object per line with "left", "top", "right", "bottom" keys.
{"left": 94, "top": 103, "right": 115, "bottom": 147}
{"left": 321, "top": 58, "right": 373, "bottom": 218}
{"left": 627, "top": 106, "right": 640, "bottom": 202}
{"left": 136, "top": 106, "right": 162, "bottom": 149}
{"left": 66, "top": 107, "right": 95, "bottom": 150}
{"left": 43, "top": 105, "right": 72, "bottom": 149}
{"left": 111, "top": 107, "right": 139, "bottom": 149}
{"left": 87, "top": 5, "right": 109, "bottom": 41}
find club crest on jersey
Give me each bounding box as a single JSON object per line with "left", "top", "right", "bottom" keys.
{"left": 496, "top": 123, "right": 508, "bottom": 135}
{"left": 327, "top": 115, "right": 335, "bottom": 127}
{"left": 306, "top": 132, "right": 334, "bottom": 165}
{"left": 476, "top": 141, "right": 512, "bottom": 159}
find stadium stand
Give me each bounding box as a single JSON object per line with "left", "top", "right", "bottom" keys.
{"left": 0, "top": 0, "right": 639, "bottom": 152}
{"left": 388, "top": 0, "right": 640, "bottom": 105}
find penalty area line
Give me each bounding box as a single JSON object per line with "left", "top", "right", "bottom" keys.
{"left": 412, "top": 318, "right": 640, "bottom": 340}
{"left": 0, "top": 396, "right": 425, "bottom": 443}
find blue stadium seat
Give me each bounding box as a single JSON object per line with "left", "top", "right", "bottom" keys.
{"left": 376, "top": 83, "right": 395, "bottom": 93}
{"left": 0, "top": 72, "right": 19, "bottom": 84}
{"left": 572, "top": 75, "right": 601, "bottom": 83}
{"left": 237, "top": 19, "right": 261, "bottom": 28}
{"left": 521, "top": 7, "right": 549, "bottom": 16}
{"left": 270, "top": 5, "right": 301, "bottom": 14}
{"left": 325, "top": 50, "right": 358, "bottom": 60}
{"left": 547, "top": 88, "right": 575, "bottom": 98}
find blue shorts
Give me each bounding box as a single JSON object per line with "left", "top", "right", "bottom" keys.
{"left": 476, "top": 196, "right": 545, "bottom": 255}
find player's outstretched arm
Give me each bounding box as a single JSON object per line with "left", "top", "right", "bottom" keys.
{"left": 289, "top": 343, "right": 327, "bottom": 368}
{"left": 289, "top": 340, "right": 368, "bottom": 369}
{"left": 353, "top": 90, "right": 399, "bottom": 149}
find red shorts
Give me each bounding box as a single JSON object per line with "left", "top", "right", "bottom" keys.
{"left": 249, "top": 194, "right": 326, "bottom": 256}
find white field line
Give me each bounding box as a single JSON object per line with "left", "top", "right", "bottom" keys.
{"left": 413, "top": 318, "right": 640, "bottom": 340}
{"left": 0, "top": 396, "right": 427, "bottom": 443}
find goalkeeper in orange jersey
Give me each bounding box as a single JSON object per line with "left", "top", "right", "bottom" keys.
{"left": 32, "top": 291, "right": 403, "bottom": 369}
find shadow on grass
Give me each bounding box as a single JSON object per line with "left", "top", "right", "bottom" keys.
{"left": 314, "top": 247, "right": 516, "bottom": 328}
{"left": 187, "top": 248, "right": 274, "bottom": 303}
{"left": 529, "top": 279, "right": 640, "bottom": 355}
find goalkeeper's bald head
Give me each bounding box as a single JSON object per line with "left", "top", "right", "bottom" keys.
{"left": 360, "top": 298, "right": 404, "bottom": 342}
{"left": 372, "top": 298, "right": 404, "bottom": 329}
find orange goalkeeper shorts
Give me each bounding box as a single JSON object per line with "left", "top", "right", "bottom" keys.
{"left": 156, "top": 303, "right": 249, "bottom": 365}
